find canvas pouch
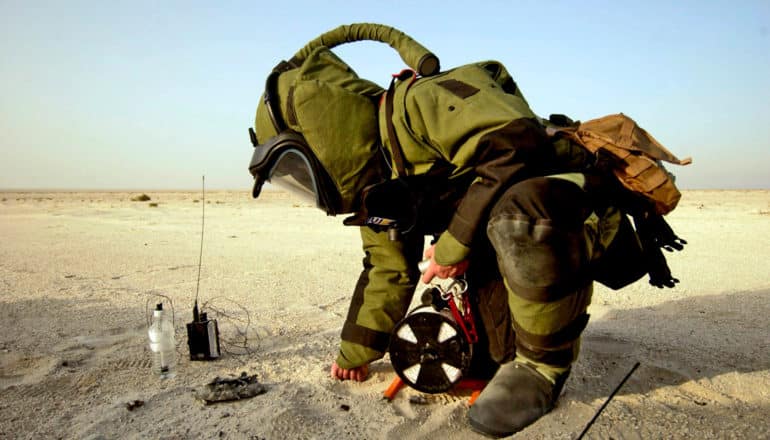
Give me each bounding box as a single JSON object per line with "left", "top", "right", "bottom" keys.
{"left": 550, "top": 113, "right": 692, "bottom": 215}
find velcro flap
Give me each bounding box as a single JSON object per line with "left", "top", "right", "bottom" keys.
{"left": 622, "top": 154, "right": 655, "bottom": 177}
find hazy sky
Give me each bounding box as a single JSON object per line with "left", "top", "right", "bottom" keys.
{"left": 1, "top": 1, "right": 768, "bottom": 190}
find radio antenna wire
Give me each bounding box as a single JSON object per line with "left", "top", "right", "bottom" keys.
{"left": 193, "top": 175, "right": 205, "bottom": 321}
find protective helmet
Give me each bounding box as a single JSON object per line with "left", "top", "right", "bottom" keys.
{"left": 248, "top": 23, "right": 440, "bottom": 215}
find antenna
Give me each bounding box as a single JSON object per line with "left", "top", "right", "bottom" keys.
{"left": 193, "top": 175, "right": 205, "bottom": 320}
{"left": 186, "top": 175, "right": 221, "bottom": 361}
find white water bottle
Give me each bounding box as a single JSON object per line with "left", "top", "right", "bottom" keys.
{"left": 148, "top": 303, "right": 176, "bottom": 379}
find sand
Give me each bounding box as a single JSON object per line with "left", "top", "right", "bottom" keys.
{"left": 0, "top": 190, "right": 768, "bottom": 439}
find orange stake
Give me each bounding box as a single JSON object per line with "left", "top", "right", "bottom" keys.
{"left": 382, "top": 375, "right": 487, "bottom": 403}
{"left": 383, "top": 377, "right": 405, "bottom": 401}
{"left": 468, "top": 389, "right": 482, "bottom": 406}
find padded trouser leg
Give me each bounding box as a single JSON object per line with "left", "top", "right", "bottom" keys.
{"left": 467, "top": 281, "right": 590, "bottom": 437}
{"left": 468, "top": 177, "right": 595, "bottom": 436}
{"left": 506, "top": 281, "right": 592, "bottom": 371}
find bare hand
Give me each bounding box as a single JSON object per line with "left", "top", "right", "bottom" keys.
{"left": 330, "top": 362, "right": 369, "bottom": 382}
{"left": 420, "top": 244, "right": 469, "bottom": 284}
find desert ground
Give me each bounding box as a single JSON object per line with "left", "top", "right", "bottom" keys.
{"left": 0, "top": 189, "right": 768, "bottom": 440}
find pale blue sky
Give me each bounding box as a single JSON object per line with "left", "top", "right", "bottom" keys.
{"left": 1, "top": 0, "right": 768, "bottom": 190}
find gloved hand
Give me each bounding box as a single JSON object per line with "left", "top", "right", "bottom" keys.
{"left": 644, "top": 214, "right": 687, "bottom": 252}
{"left": 643, "top": 245, "right": 679, "bottom": 288}
{"left": 634, "top": 213, "right": 686, "bottom": 288}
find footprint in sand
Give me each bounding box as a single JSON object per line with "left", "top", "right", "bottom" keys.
{"left": 0, "top": 352, "right": 59, "bottom": 389}
{"left": 1, "top": 325, "right": 150, "bottom": 391}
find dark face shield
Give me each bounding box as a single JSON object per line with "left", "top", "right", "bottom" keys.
{"left": 249, "top": 131, "right": 340, "bottom": 215}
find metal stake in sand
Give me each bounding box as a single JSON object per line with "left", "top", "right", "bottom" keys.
{"left": 576, "top": 361, "right": 640, "bottom": 440}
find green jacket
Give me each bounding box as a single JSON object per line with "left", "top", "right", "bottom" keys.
{"left": 381, "top": 62, "right": 548, "bottom": 265}
{"left": 337, "top": 61, "right": 585, "bottom": 368}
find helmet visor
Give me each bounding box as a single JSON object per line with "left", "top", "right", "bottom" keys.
{"left": 268, "top": 149, "right": 320, "bottom": 207}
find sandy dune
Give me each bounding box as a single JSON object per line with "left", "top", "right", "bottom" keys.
{"left": 0, "top": 190, "right": 768, "bottom": 439}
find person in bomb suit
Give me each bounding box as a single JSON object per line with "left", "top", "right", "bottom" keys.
{"left": 248, "top": 24, "right": 685, "bottom": 437}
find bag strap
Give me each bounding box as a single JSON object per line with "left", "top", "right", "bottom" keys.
{"left": 384, "top": 70, "right": 416, "bottom": 176}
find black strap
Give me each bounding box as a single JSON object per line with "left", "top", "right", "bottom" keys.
{"left": 385, "top": 73, "right": 412, "bottom": 176}
{"left": 264, "top": 70, "right": 287, "bottom": 133}
{"left": 512, "top": 313, "right": 590, "bottom": 349}
{"left": 511, "top": 313, "right": 590, "bottom": 367}
{"left": 340, "top": 253, "right": 394, "bottom": 353}
{"left": 341, "top": 321, "right": 391, "bottom": 353}
{"left": 286, "top": 86, "right": 298, "bottom": 126}
{"left": 263, "top": 60, "right": 300, "bottom": 134}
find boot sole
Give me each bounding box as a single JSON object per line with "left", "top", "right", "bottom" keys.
{"left": 468, "top": 412, "right": 515, "bottom": 438}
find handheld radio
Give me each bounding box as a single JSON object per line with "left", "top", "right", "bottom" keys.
{"left": 186, "top": 176, "right": 221, "bottom": 361}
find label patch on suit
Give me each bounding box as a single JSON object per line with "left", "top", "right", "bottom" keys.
{"left": 437, "top": 79, "right": 480, "bottom": 99}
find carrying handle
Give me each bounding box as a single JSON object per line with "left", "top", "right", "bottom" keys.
{"left": 292, "top": 23, "right": 440, "bottom": 76}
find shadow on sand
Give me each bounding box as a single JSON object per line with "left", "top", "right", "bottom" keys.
{"left": 569, "top": 288, "right": 769, "bottom": 402}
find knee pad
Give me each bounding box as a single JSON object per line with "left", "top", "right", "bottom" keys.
{"left": 489, "top": 177, "right": 592, "bottom": 232}
{"left": 487, "top": 215, "right": 588, "bottom": 302}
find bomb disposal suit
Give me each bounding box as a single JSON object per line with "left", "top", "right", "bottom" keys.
{"left": 248, "top": 24, "right": 686, "bottom": 437}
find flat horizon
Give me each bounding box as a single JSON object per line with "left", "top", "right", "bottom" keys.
{"left": 1, "top": 187, "right": 769, "bottom": 193}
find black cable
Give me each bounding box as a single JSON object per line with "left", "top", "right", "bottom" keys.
{"left": 200, "top": 297, "right": 261, "bottom": 361}
{"left": 145, "top": 292, "right": 175, "bottom": 328}
{"left": 576, "top": 361, "right": 641, "bottom": 440}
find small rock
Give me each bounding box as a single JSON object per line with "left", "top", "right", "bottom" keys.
{"left": 409, "top": 395, "right": 429, "bottom": 405}
{"left": 131, "top": 194, "right": 151, "bottom": 202}
{"left": 126, "top": 400, "right": 145, "bottom": 411}
{"left": 340, "top": 404, "right": 350, "bottom": 411}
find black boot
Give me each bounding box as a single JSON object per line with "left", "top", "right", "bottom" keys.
{"left": 468, "top": 361, "right": 569, "bottom": 438}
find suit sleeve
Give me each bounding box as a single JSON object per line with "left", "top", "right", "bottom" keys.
{"left": 433, "top": 117, "right": 553, "bottom": 265}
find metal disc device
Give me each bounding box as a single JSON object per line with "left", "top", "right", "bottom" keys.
{"left": 389, "top": 279, "right": 477, "bottom": 393}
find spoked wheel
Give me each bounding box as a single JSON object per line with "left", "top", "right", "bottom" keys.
{"left": 389, "top": 305, "right": 472, "bottom": 393}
